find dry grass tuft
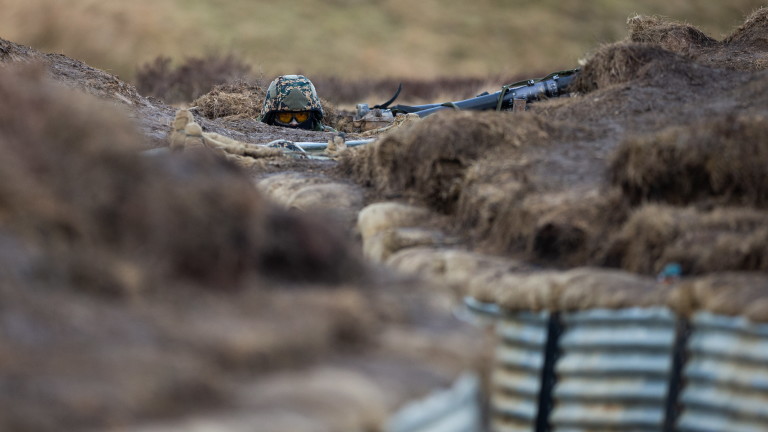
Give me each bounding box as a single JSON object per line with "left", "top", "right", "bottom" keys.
{"left": 193, "top": 81, "right": 265, "bottom": 119}
{"left": 611, "top": 113, "right": 768, "bottom": 207}
{"left": 724, "top": 6, "right": 768, "bottom": 48}
{"left": 602, "top": 205, "right": 768, "bottom": 275}
{"left": 570, "top": 42, "right": 683, "bottom": 93}
{"left": 627, "top": 15, "right": 718, "bottom": 53}
{"left": 340, "top": 111, "right": 552, "bottom": 213}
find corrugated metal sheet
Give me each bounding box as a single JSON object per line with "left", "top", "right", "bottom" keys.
{"left": 386, "top": 372, "right": 481, "bottom": 432}
{"left": 491, "top": 310, "right": 551, "bottom": 432}
{"left": 550, "top": 307, "right": 678, "bottom": 431}
{"left": 677, "top": 312, "right": 768, "bottom": 432}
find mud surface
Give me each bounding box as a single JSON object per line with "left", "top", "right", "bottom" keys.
{"left": 2, "top": 7, "right": 768, "bottom": 431}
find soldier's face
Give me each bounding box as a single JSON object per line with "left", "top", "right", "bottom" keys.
{"left": 273, "top": 111, "right": 312, "bottom": 129}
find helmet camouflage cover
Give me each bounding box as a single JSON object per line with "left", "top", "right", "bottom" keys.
{"left": 259, "top": 75, "right": 324, "bottom": 125}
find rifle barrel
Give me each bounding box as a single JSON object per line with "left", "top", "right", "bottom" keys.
{"left": 395, "top": 70, "right": 578, "bottom": 118}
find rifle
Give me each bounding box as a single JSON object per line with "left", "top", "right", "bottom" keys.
{"left": 356, "top": 68, "right": 579, "bottom": 121}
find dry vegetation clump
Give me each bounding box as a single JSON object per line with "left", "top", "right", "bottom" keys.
{"left": 0, "top": 36, "right": 42, "bottom": 62}
{"left": 611, "top": 113, "right": 768, "bottom": 208}
{"left": 136, "top": 54, "right": 252, "bottom": 104}
{"left": 463, "top": 179, "right": 628, "bottom": 268}
{"left": 624, "top": 8, "right": 768, "bottom": 72}
{"left": 627, "top": 15, "right": 718, "bottom": 54}
{"left": 706, "top": 6, "right": 768, "bottom": 71}
{"left": 570, "top": 42, "right": 684, "bottom": 93}
{"left": 192, "top": 81, "right": 265, "bottom": 119}
{"left": 318, "top": 97, "right": 348, "bottom": 131}
{"left": 341, "top": 111, "right": 554, "bottom": 213}
{"left": 453, "top": 117, "right": 622, "bottom": 266}
{"left": 454, "top": 154, "right": 532, "bottom": 246}
{"left": 524, "top": 190, "right": 628, "bottom": 267}
{"left": 602, "top": 205, "right": 768, "bottom": 275}
{"left": 722, "top": 7, "right": 768, "bottom": 50}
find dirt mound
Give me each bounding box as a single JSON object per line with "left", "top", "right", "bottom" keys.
{"left": 602, "top": 205, "right": 768, "bottom": 275}
{"left": 319, "top": 96, "right": 346, "bottom": 131}
{"left": 574, "top": 9, "right": 768, "bottom": 94}
{"left": 456, "top": 151, "right": 627, "bottom": 264}
{"left": 623, "top": 8, "right": 768, "bottom": 72}
{"left": 570, "top": 42, "right": 684, "bottom": 93}
{"left": 522, "top": 189, "right": 627, "bottom": 267}
{"left": 611, "top": 113, "right": 768, "bottom": 207}
{"left": 628, "top": 15, "right": 718, "bottom": 53}
{"left": 723, "top": 7, "right": 768, "bottom": 50}
{"left": 341, "top": 111, "right": 554, "bottom": 213}
{"left": 193, "top": 81, "right": 265, "bottom": 119}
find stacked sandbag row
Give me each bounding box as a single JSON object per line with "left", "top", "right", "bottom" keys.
{"left": 464, "top": 270, "right": 768, "bottom": 432}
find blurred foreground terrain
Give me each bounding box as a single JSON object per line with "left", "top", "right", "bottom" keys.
{"left": 1, "top": 2, "right": 768, "bottom": 432}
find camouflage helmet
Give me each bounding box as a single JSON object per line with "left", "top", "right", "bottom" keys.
{"left": 259, "top": 75, "right": 324, "bottom": 123}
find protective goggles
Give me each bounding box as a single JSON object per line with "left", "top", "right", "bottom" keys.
{"left": 274, "top": 111, "right": 311, "bottom": 124}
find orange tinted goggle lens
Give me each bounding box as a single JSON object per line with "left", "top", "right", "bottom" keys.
{"left": 275, "top": 112, "right": 310, "bottom": 123}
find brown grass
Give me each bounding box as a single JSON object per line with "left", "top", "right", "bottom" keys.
{"left": 570, "top": 42, "right": 684, "bottom": 93}
{"left": 340, "top": 111, "right": 553, "bottom": 213}
{"left": 611, "top": 113, "right": 768, "bottom": 208}
{"left": 602, "top": 205, "right": 768, "bottom": 275}
{"left": 623, "top": 8, "right": 768, "bottom": 72}
{"left": 627, "top": 15, "right": 718, "bottom": 53}
{"left": 724, "top": 6, "right": 768, "bottom": 48}
{"left": 193, "top": 81, "right": 265, "bottom": 119}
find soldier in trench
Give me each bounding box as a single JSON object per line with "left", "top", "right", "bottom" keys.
{"left": 258, "top": 74, "right": 334, "bottom": 132}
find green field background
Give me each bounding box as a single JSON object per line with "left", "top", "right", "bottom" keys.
{"left": 0, "top": 0, "right": 764, "bottom": 82}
